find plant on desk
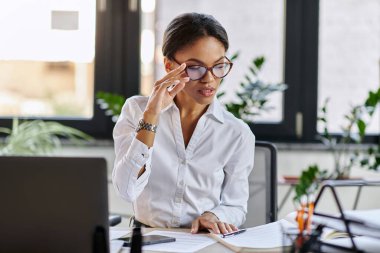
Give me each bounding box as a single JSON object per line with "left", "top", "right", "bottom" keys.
{"left": 293, "top": 165, "right": 328, "bottom": 204}
{"left": 96, "top": 55, "right": 288, "bottom": 124}
{"left": 0, "top": 118, "right": 92, "bottom": 155}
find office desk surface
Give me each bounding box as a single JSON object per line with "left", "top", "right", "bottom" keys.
{"left": 113, "top": 227, "right": 234, "bottom": 253}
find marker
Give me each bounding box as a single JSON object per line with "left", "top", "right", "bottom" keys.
{"left": 221, "top": 229, "right": 246, "bottom": 238}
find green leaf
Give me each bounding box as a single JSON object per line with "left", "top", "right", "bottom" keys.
{"left": 217, "top": 91, "right": 225, "bottom": 99}
{"left": 229, "top": 51, "right": 240, "bottom": 62}
{"left": 96, "top": 91, "right": 126, "bottom": 121}
{"left": 253, "top": 56, "right": 265, "bottom": 70}
{"left": 357, "top": 119, "right": 366, "bottom": 139}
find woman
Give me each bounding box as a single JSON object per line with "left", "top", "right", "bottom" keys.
{"left": 112, "top": 13, "right": 255, "bottom": 234}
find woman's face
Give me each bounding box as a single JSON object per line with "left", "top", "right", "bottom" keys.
{"left": 169, "top": 36, "right": 228, "bottom": 105}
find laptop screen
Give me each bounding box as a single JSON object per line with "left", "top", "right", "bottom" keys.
{"left": 0, "top": 156, "right": 109, "bottom": 253}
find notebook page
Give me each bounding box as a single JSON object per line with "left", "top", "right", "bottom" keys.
{"left": 218, "top": 219, "right": 295, "bottom": 248}
{"left": 141, "top": 230, "right": 216, "bottom": 252}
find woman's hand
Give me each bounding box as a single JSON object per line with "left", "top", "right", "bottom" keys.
{"left": 144, "top": 63, "right": 189, "bottom": 117}
{"left": 191, "top": 212, "right": 238, "bottom": 234}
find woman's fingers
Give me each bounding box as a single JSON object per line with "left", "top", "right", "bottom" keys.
{"left": 156, "top": 63, "right": 186, "bottom": 85}
{"left": 167, "top": 77, "right": 189, "bottom": 93}
{"left": 223, "top": 223, "right": 234, "bottom": 233}
{"left": 191, "top": 214, "right": 238, "bottom": 235}
{"left": 210, "top": 223, "right": 220, "bottom": 234}
{"left": 164, "top": 80, "right": 180, "bottom": 92}
{"left": 217, "top": 222, "right": 228, "bottom": 234}
{"left": 230, "top": 224, "right": 238, "bottom": 231}
{"left": 191, "top": 219, "right": 200, "bottom": 234}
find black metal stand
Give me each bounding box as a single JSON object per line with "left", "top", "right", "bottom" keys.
{"left": 312, "top": 180, "right": 380, "bottom": 253}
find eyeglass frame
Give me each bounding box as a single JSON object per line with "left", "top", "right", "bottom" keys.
{"left": 171, "top": 56, "right": 233, "bottom": 81}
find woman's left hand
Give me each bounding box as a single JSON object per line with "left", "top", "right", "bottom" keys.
{"left": 191, "top": 212, "right": 238, "bottom": 234}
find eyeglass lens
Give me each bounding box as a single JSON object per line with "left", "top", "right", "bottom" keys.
{"left": 186, "top": 63, "right": 232, "bottom": 81}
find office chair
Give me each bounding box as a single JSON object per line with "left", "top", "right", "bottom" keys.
{"left": 242, "top": 141, "right": 278, "bottom": 228}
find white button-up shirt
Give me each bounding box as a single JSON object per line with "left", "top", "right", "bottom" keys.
{"left": 112, "top": 96, "right": 255, "bottom": 228}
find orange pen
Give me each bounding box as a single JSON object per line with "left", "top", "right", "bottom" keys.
{"left": 306, "top": 195, "right": 315, "bottom": 233}
{"left": 299, "top": 195, "right": 307, "bottom": 234}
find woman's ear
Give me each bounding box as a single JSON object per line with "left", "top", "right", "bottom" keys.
{"left": 163, "top": 57, "right": 173, "bottom": 73}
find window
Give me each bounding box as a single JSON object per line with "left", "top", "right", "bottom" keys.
{"left": 2, "top": 0, "right": 377, "bottom": 141}
{"left": 139, "top": 0, "right": 380, "bottom": 142}
{"left": 0, "top": 0, "right": 96, "bottom": 118}
{"left": 318, "top": 0, "right": 380, "bottom": 134}
{"left": 0, "top": 0, "right": 141, "bottom": 137}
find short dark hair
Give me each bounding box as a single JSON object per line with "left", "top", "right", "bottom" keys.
{"left": 162, "top": 13, "right": 229, "bottom": 60}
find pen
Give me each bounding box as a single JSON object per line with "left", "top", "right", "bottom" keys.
{"left": 221, "top": 229, "right": 246, "bottom": 238}
{"left": 306, "top": 194, "right": 315, "bottom": 233}
{"left": 298, "top": 195, "right": 307, "bottom": 233}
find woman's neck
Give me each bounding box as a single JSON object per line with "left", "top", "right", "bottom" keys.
{"left": 174, "top": 94, "right": 209, "bottom": 119}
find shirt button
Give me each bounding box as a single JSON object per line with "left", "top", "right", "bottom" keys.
{"left": 178, "top": 180, "right": 184, "bottom": 186}
{"left": 142, "top": 153, "right": 149, "bottom": 158}
{"left": 175, "top": 197, "right": 182, "bottom": 203}
{"left": 181, "top": 159, "right": 186, "bottom": 165}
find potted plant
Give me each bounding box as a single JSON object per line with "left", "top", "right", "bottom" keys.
{"left": 217, "top": 55, "right": 287, "bottom": 122}
{"left": 0, "top": 118, "right": 92, "bottom": 155}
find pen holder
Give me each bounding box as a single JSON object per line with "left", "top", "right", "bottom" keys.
{"left": 281, "top": 225, "right": 323, "bottom": 253}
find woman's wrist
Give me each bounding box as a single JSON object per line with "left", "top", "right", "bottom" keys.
{"left": 202, "top": 211, "right": 219, "bottom": 220}
{"left": 142, "top": 110, "right": 159, "bottom": 125}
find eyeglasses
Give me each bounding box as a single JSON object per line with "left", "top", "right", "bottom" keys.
{"left": 173, "top": 57, "right": 233, "bottom": 81}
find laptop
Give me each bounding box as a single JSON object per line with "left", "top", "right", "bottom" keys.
{"left": 0, "top": 156, "right": 109, "bottom": 253}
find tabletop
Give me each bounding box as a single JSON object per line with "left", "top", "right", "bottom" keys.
{"left": 112, "top": 227, "right": 234, "bottom": 253}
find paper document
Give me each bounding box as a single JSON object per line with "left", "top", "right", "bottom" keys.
{"left": 322, "top": 236, "right": 380, "bottom": 253}
{"left": 110, "top": 240, "right": 124, "bottom": 253}
{"left": 214, "top": 219, "right": 294, "bottom": 249}
{"left": 213, "top": 219, "right": 295, "bottom": 251}
{"left": 344, "top": 209, "right": 380, "bottom": 229}
{"left": 313, "top": 209, "right": 380, "bottom": 239}
{"left": 109, "top": 228, "right": 131, "bottom": 240}
{"left": 141, "top": 230, "right": 216, "bottom": 252}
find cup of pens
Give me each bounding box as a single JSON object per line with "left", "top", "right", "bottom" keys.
{"left": 282, "top": 195, "right": 321, "bottom": 253}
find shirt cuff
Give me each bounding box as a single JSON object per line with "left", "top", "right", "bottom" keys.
{"left": 123, "top": 137, "right": 153, "bottom": 178}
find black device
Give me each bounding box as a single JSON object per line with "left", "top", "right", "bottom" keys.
{"left": 120, "top": 234, "right": 176, "bottom": 247}
{"left": 0, "top": 156, "right": 109, "bottom": 253}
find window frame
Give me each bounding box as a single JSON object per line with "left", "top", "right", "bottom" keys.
{"left": 250, "top": 0, "right": 320, "bottom": 143}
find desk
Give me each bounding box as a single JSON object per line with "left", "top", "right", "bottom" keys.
{"left": 112, "top": 227, "right": 234, "bottom": 253}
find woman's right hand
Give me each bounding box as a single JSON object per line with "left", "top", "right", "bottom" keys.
{"left": 144, "top": 63, "right": 189, "bottom": 117}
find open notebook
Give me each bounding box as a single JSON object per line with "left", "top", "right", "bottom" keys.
{"left": 209, "top": 219, "right": 295, "bottom": 252}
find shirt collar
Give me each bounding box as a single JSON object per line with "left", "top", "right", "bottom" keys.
{"left": 163, "top": 99, "right": 225, "bottom": 124}
{"left": 204, "top": 98, "right": 225, "bottom": 124}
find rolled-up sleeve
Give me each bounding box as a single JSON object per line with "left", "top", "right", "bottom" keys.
{"left": 112, "top": 97, "right": 153, "bottom": 202}
{"left": 209, "top": 130, "right": 255, "bottom": 227}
